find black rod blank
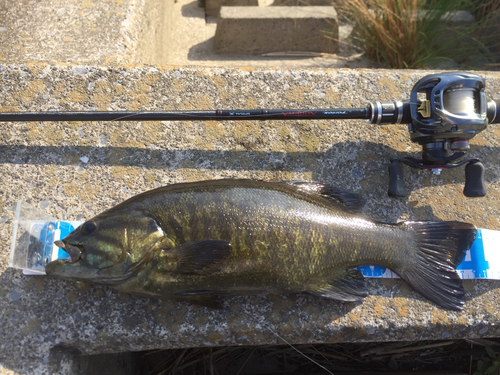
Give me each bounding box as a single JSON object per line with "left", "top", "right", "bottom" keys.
{"left": 0, "top": 108, "right": 370, "bottom": 122}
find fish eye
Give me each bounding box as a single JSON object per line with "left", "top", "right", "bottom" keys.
{"left": 81, "top": 221, "right": 97, "bottom": 235}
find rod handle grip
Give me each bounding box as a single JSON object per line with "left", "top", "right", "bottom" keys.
{"left": 464, "top": 161, "right": 487, "bottom": 197}
{"left": 388, "top": 161, "right": 406, "bottom": 197}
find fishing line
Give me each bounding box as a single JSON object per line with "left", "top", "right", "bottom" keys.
{"left": 241, "top": 305, "right": 335, "bottom": 375}
{"left": 443, "top": 88, "right": 476, "bottom": 116}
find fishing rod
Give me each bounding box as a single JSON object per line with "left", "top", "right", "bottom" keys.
{"left": 1, "top": 72, "right": 499, "bottom": 197}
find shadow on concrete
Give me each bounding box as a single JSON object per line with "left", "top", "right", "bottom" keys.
{"left": 48, "top": 345, "right": 146, "bottom": 375}
{"left": 186, "top": 38, "right": 344, "bottom": 68}
{"left": 184, "top": 29, "right": 372, "bottom": 69}
{"left": 1, "top": 141, "right": 498, "bottom": 197}
{"left": 205, "top": 16, "right": 218, "bottom": 24}
{"left": 181, "top": 0, "right": 206, "bottom": 18}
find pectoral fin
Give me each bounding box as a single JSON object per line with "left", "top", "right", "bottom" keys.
{"left": 174, "top": 290, "right": 227, "bottom": 309}
{"left": 172, "top": 239, "right": 232, "bottom": 275}
{"left": 309, "top": 269, "right": 368, "bottom": 302}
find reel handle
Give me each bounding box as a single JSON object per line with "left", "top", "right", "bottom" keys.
{"left": 464, "top": 161, "right": 487, "bottom": 197}
{"left": 388, "top": 160, "right": 406, "bottom": 197}
{"left": 488, "top": 99, "right": 500, "bottom": 124}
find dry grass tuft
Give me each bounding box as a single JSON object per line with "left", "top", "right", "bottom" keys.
{"left": 336, "top": 0, "right": 478, "bottom": 69}
{"left": 471, "top": 0, "right": 500, "bottom": 22}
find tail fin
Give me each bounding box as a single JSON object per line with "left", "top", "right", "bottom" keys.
{"left": 398, "top": 221, "right": 477, "bottom": 311}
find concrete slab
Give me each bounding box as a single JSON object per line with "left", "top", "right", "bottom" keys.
{"left": 1, "top": 64, "right": 500, "bottom": 373}
{"left": 214, "top": 6, "right": 339, "bottom": 54}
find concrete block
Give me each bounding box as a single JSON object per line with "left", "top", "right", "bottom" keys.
{"left": 206, "top": 0, "right": 258, "bottom": 18}
{"left": 214, "top": 6, "right": 339, "bottom": 54}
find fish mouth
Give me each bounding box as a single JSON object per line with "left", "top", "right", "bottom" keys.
{"left": 54, "top": 240, "right": 82, "bottom": 263}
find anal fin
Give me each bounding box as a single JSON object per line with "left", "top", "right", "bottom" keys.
{"left": 309, "top": 269, "right": 368, "bottom": 302}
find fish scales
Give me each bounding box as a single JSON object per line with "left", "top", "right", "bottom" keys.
{"left": 140, "top": 184, "right": 395, "bottom": 289}
{"left": 46, "top": 179, "right": 477, "bottom": 310}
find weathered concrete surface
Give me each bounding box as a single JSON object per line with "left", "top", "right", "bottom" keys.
{"left": 205, "top": 0, "right": 258, "bottom": 18}
{"left": 0, "top": 65, "right": 500, "bottom": 374}
{"left": 0, "top": 0, "right": 140, "bottom": 64}
{"left": 214, "top": 6, "right": 339, "bottom": 54}
{"left": 0, "top": 0, "right": 175, "bottom": 65}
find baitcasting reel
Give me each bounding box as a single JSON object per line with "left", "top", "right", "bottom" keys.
{"left": 0, "top": 71, "right": 498, "bottom": 197}
{"left": 368, "top": 72, "right": 499, "bottom": 197}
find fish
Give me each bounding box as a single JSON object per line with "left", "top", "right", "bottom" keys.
{"left": 46, "top": 179, "right": 476, "bottom": 310}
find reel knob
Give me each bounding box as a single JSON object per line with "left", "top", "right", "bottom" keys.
{"left": 464, "top": 161, "right": 487, "bottom": 197}
{"left": 388, "top": 160, "right": 406, "bottom": 197}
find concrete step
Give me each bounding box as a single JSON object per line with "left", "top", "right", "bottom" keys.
{"left": 214, "top": 6, "right": 339, "bottom": 54}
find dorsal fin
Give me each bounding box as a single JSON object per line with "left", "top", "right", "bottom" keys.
{"left": 285, "top": 181, "right": 365, "bottom": 213}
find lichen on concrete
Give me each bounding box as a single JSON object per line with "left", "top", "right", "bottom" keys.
{"left": 0, "top": 64, "right": 500, "bottom": 374}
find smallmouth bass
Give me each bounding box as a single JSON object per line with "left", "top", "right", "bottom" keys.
{"left": 46, "top": 179, "right": 476, "bottom": 310}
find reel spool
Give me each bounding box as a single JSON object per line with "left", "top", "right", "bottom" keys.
{"left": 443, "top": 87, "right": 478, "bottom": 117}
{"left": 408, "top": 72, "right": 488, "bottom": 146}
{"left": 370, "top": 72, "right": 495, "bottom": 198}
